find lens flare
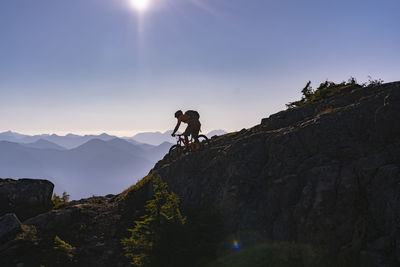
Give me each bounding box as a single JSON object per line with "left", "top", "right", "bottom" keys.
{"left": 233, "top": 239, "right": 240, "bottom": 249}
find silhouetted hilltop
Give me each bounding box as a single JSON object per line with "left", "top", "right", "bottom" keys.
{"left": 1, "top": 81, "right": 399, "bottom": 266}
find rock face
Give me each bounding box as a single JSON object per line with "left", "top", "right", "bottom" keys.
{"left": 0, "top": 213, "right": 22, "bottom": 243}
{"left": 151, "top": 82, "right": 400, "bottom": 266}
{"left": 0, "top": 178, "right": 54, "bottom": 221}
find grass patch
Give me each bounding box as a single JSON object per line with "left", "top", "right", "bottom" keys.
{"left": 117, "top": 173, "right": 153, "bottom": 202}
{"left": 16, "top": 224, "right": 39, "bottom": 244}
{"left": 316, "top": 106, "right": 335, "bottom": 116}
{"left": 221, "top": 132, "right": 238, "bottom": 138}
{"left": 52, "top": 235, "right": 76, "bottom": 264}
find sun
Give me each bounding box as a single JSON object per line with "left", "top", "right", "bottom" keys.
{"left": 129, "top": 0, "right": 150, "bottom": 12}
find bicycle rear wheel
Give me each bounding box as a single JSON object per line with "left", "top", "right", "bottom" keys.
{"left": 197, "top": 134, "right": 210, "bottom": 150}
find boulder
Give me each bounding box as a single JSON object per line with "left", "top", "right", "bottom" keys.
{"left": 0, "top": 213, "right": 22, "bottom": 243}
{"left": 0, "top": 178, "right": 54, "bottom": 221}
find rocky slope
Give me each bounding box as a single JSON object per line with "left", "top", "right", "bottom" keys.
{"left": 1, "top": 81, "right": 399, "bottom": 266}
{"left": 152, "top": 81, "right": 400, "bottom": 266}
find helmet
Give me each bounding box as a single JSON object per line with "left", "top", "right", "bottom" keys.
{"left": 174, "top": 110, "right": 183, "bottom": 118}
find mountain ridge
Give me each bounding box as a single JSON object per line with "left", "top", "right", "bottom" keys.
{"left": 1, "top": 81, "right": 399, "bottom": 266}
{"left": 21, "top": 139, "right": 67, "bottom": 150}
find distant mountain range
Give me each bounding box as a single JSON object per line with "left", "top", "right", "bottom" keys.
{"left": 0, "top": 138, "right": 170, "bottom": 199}
{"left": 0, "top": 130, "right": 227, "bottom": 199}
{"left": 0, "top": 130, "right": 227, "bottom": 148}
{"left": 0, "top": 131, "right": 116, "bottom": 149}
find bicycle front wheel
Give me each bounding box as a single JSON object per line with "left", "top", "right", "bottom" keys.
{"left": 169, "top": 144, "right": 183, "bottom": 159}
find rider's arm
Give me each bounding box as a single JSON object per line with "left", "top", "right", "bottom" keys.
{"left": 172, "top": 119, "right": 181, "bottom": 136}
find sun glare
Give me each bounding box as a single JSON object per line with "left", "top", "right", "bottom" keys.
{"left": 129, "top": 0, "right": 150, "bottom": 12}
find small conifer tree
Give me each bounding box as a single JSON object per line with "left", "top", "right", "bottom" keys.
{"left": 61, "top": 191, "right": 70, "bottom": 202}
{"left": 121, "top": 175, "right": 186, "bottom": 267}
{"left": 301, "top": 80, "right": 313, "bottom": 99}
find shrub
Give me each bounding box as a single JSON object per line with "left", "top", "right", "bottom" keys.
{"left": 52, "top": 192, "right": 70, "bottom": 209}
{"left": 366, "top": 75, "right": 384, "bottom": 87}
{"left": 286, "top": 77, "right": 366, "bottom": 108}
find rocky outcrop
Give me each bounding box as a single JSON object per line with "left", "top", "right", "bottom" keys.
{"left": 0, "top": 213, "right": 22, "bottom": 243}
{"left": 0, "top": 195, "right": 122, "bottom": 267}
{"left": 149, "top": 82, "right": 400, "bottom": 266}
{"left": 0, "top": 178, "right": 54, "bottom": 221}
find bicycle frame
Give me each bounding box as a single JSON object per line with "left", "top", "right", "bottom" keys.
{"left": 175, "top": 135, "right": 199, "bottom": 152}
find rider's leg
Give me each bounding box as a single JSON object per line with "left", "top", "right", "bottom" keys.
{"left": 183, "top": 125, "right": 191, "bottom": 150}
{"left": 184, "top": 134, "right": 189, "bottom": 147}
{"left": 192, "top": 120, "right": 201, "bottom": 150}
{"left": 194, "top": 137, "right": 200, "bottom": 150}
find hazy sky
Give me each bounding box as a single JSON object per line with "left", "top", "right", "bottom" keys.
{"left": 1, "top": 0, "right": 399, "bottom": 136}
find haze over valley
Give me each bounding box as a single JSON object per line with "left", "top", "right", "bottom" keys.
{"left": 0, "top": 130, "right": 225, "bottom": 199}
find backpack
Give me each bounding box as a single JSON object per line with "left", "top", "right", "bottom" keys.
{"left": 185, "top": 110, "right": 200, "bottom": 120}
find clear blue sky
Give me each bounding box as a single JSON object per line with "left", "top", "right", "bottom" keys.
{"left": 1, "top": 0, "right": 399, "bottom": 136}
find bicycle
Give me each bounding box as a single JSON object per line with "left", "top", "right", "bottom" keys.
{"left": 168, "top": 134, "right": 210, "bottom": 158}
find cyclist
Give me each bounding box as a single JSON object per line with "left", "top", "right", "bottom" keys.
{"left": 171, "top": 110, "right": 201, "bottom": 150}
